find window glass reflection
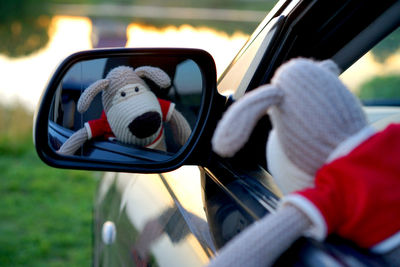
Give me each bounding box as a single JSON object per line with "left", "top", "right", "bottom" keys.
{"left": 49, "top": 56, "right": 203, "bottom": 160}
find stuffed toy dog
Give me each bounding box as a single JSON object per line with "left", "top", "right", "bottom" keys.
{"left": 210, "top": 58, "right": 400, "bottom": 266}
{"left": 58, "top": 65, "right": 191, "bottom": 155}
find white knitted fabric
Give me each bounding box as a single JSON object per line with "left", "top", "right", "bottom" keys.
{"left": 268, "top": 58, "right": 367, "bottom": 176}
{"left": 212, "top": 85, "right": 284, "bottom": 157}
{"left": 210, "top": 58, "right": 400, "bottom": 266}
{"left": 207, "top": 205, "right": 311, "bottom": 267}
{"left": 169, "top": 109, "right": 192, "bottom": 146}
{"left": 212, "top": 58, "right": 367, "bottom": 177}
{"left": 267, "top": 129, "right": 314, "bottom": 195}
{"left": 77, "top": 79, "right": 109, "bottom": 113}
{"left": 58, "top": 128, "right": 88, "bottom": 155}
{"left": 101, "top": 66, "right": 154, "bottom": 112}
{"left": 135, "top": 66, "right": 172, "bottom": 89}
{"left": 147, "top": 137, "right": 167, "bottom": 151}
{"left": 58, "top": 65, "right": 191, "bottom": 155}
{"left": 106, "top": 83, "right": 163, "bottom": 146}
{"left": 267, "top": 125, "right": 377, "bottom": 195}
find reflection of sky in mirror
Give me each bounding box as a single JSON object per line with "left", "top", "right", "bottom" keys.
{"left": 174, "top": 60, "right": 202, "bottom": 94}
{"left": 63, "top": 58, "right": 107, "bottom": 86}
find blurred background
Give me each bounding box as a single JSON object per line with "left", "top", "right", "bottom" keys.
{"left": 0, "top": 0, "right": 399, "bottom": 266}
{"left": 0, "top": 0, "right": 274, "bottom": 265}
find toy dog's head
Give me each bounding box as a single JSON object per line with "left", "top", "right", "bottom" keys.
{"left": 77, "top": 65, "right": 171, "bottom": 147}
{"left": 212, "top": 58, "right": 369, "bottom": 194}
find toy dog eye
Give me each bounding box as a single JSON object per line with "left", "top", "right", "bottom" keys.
{"left": 135, "top": 87, "right": 139, "bottom": 92}
{"left": 120, "top": 92, "right": 126, "bottom": 97}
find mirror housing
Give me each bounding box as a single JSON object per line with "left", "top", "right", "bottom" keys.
{"left": 34, "top": 48, "right": 224, "bottom": 173}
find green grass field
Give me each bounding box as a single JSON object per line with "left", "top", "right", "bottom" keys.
{"left": 0, "top": 104, "right": 98, "bottom": 266}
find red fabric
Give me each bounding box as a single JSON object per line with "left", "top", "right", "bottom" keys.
{"left": 147, "top": 127, "right": 164, "bottom": 147}
{"left": 87, "top": 99, "right": 173, "bottom": 140}
{"left": 296, "top": 123, "right": 400, "bottom": 249}
{"left": 158, "top": 98, "right": 173, "bottom": 121}
{"left": 88, "top": 111, "right": 114, "bottom": 139}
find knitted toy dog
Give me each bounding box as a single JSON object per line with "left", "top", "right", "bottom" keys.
{"left": 210, "top": 58, "right": 400, "bottom": 266}
{"left": 58, "top": 65, "right": 191, "bottom": 155}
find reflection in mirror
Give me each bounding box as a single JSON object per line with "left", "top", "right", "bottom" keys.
{"left": 48, "top": 55, "right": 203, "bottom": 162}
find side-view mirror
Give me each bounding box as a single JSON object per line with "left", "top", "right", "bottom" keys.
{"left": 34, "top": 48, "right": 223, "bottom": 173}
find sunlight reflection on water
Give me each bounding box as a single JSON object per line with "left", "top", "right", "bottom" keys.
{"left": 341, "top": 52, "right": 400, "bottom": 93}
{"left": 1, "top": 15, "right": 398, "bottom": 111}
{"left": 0, "top": 16, "right": 249, "bottom": 110}
{"left": 126, "top": 23, "right": 249, "bottom": 76}
{"left": 0, "top": 16, "right": 92, "bottom": 110}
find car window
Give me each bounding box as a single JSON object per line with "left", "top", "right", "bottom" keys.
{"left": 340, "top": 27, "right": 400, "bottom": 109}
{"left": 217, "top": 16, "right": 283, "bottom": 98}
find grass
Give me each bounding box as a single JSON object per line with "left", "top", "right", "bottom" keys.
{"left": 0, "top": 104, "right": 98, "bottom": 266}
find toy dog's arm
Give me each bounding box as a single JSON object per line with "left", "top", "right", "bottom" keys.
{"left": 169, "top": 109, "right": 192, "bottom": 146}
{"left": 207, "top": 205, "right": 311, "bottom": 267}
{"left": 58, "top": 127, "right": 88, "bottom": 155}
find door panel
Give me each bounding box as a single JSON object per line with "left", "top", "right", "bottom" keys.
{"left": 94, "top": 168, "right": 214, "bottom": 267}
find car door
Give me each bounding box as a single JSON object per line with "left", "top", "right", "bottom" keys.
{"left": 88, "top": 0, "right": 400, "bottom": 266}
{"left": 94, "top": 168, "right": 216, "bottom": 267}
{"left": 201, "top": 0, "right": 399, "bottom": 265}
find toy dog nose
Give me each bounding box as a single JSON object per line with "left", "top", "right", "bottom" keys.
{"left": 128, "top": 112, "right": 162, "bottom": 138}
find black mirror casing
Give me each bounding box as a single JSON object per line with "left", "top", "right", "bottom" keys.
{"left": 34, "top": 48, "right": 226, "bottom": 173}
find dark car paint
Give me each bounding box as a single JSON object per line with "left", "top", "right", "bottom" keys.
{"left": 93, "top": 0, "right": 400, "bottom": 266}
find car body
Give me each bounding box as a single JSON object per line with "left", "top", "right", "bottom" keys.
{"left": 34, "top": 0, "right": 400, "bottom": 266}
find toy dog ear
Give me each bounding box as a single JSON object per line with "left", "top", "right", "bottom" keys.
{"left": 77, "top": 79, "right": 109, "bottom": 113}
{"left": 135, "top": 66, "right": 171, "bottom": 89}
{"left": 212, "top": 85, "right": 284, "bottom": 157}
{"left": 318, "top": 59, "right": 341, "bottom": 75}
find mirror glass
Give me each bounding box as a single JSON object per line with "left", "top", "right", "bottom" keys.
{"left": 48, "top": 55, "right": 203, "bottom": 162}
